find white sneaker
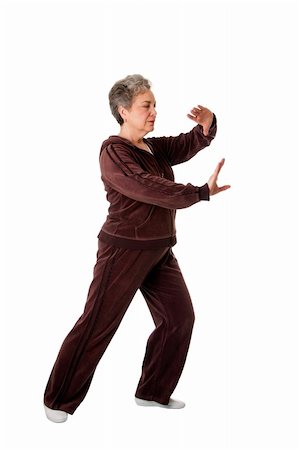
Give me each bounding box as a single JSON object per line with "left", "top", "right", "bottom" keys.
{"left": 44, "top": 404, "right": 68, "bottom": 423}
{"left": 135, "top": 397, "right": 185, "bottom": 409}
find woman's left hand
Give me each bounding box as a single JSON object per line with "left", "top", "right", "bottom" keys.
{"left": 187, "top": 105, "right": 214, "bottom": 136}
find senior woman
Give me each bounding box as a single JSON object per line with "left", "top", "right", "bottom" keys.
{"left": 43, "top": 74, "right": 230, "bottom": 422}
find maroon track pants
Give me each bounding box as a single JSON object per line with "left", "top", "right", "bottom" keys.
{"left": 43, "top": 239, "right": 195, "bottom": 414}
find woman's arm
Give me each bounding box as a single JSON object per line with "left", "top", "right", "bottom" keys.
{"left": 100, "top": 144, "right": 210, "bottom": 210}
{"left": 146, "top": 111, "right": 217, "bottom": 166}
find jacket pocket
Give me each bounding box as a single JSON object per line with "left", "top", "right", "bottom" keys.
{"left": 135, "top": 205, "right": 155, "bottom": 231}
{"left": 134, "top": 206, "right": 172, "bottom": 240}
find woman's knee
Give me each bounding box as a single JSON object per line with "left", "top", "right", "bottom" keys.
{"left": 171, "top": 306, "right": 195, "bottom": 333}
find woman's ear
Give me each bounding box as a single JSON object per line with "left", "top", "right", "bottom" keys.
{"left": 118, "top": 105, "right": 127, "bottom": 123}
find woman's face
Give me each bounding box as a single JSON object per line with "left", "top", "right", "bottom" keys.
{"left": 120, "top": 89, "right": 157, "bottom": 133}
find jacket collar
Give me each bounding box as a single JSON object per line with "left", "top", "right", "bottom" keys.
{"left": 100, "top": 135, "right": 151, "bottom": 154}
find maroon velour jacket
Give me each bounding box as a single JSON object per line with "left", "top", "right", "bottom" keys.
{"left": 97, "top": 114, "right": 217, "bottom": 249}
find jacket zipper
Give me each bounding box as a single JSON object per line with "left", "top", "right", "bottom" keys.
{"left": 144, "top": 144, "right": 172, "bottom": 235}
{"left": 137, "top": 146, "right": 164, "bottom": 177}
{"left": 136, "top": 145, "right": 173, "bottom": 236}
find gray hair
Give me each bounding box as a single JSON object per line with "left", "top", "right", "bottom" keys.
{"left": 109, "top": 74, "right": 152, "bottom": 125}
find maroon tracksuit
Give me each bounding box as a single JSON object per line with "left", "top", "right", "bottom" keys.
{"left": 43, "top": 115, "right": 217, "bottom": 414}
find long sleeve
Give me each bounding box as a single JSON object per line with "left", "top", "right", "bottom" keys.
{"left": 146, "top": 113, "right": 217, "bottom": 166}
{"left": 100, "top": 144, "right": 210, "bottom": 210}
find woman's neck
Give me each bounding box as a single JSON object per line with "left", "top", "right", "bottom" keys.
{"left": 118, "top": 125, "right": 146, "bottom": 146}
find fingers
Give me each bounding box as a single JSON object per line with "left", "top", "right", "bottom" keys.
{"left": 208, "top": 158, "right": 230, "bottom": 195}
{"left": 214, "top": 158, "right": 225, "bottom": 177}
{"left": 186, "top": 113, "right": 197, "bottom": 121}
{"left": 188, "top": 104, "right": 209, "bottom": 114}
{"left": 218, "top": 185, "right": 231, "bottom": 192}
{"left": 192, "top": 106, "right": 203, "bottom": 114}
{"left": 188, "top": 106, "right": 204, "bottom": 115}
{"left": 187, "top": 109, "right": 200, "bottom": 120}
{"left": 187, "top": 105, "right": 208, "bottom": 121}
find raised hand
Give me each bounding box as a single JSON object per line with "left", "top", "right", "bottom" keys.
{"left": 187, "top": 104, "right": 214, "bottom": 136}
{"left": 208, "top": 158, "right": 231, "bottom": 196}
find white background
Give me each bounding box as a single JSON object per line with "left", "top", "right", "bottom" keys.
{"left": 2, "top": 0, "right": 299, "bottom": 449}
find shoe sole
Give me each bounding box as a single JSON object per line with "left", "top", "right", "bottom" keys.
{"left": 135, "top": 397, "right": 185, "bottom": 409}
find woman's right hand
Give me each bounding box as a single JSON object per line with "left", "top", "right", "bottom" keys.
{"left": 207, "top": 158, "right": 231, "bottom": 196}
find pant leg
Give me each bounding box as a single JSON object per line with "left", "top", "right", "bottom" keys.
{"left": 135, "top": 248, "right": 195, "bottom": 405}
{"left": 43, "top": 239, "right": 169, "bottom": 414}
